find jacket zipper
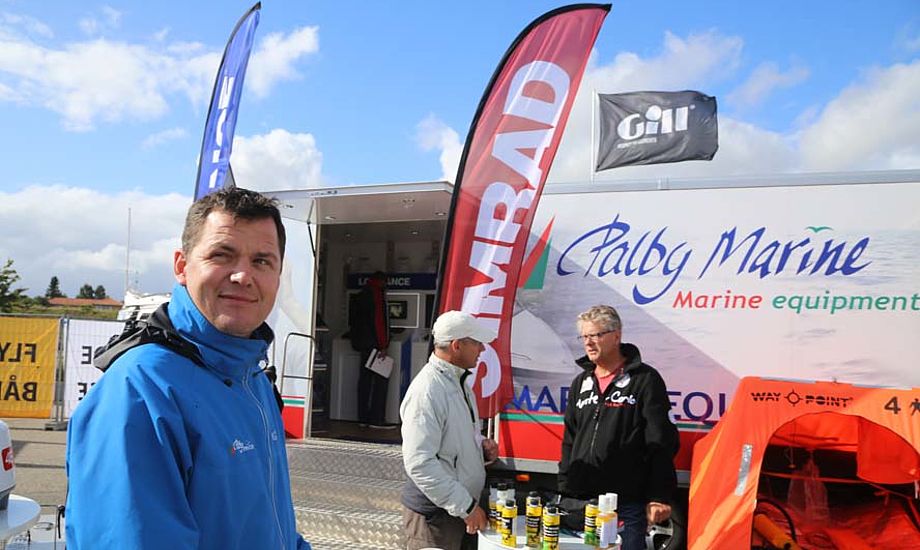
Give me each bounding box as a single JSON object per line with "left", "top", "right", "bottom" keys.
{"left": 458, "top": 370, "right": 475, "bottom": 424}
{"left": 243, "top": 373, "right": 286, "bottom": 549}
{"left": 589, "top": 373, "right": 603, "bottom": 456}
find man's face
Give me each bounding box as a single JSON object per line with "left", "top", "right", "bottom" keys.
{"left": 579, "top": 320, "right": 621, "bottom": 365}
{"left": 174, "top": 210, "right": 281, "bottom": 338}
{"left": 455, "top": 338, "right": 486, "bottom": 370}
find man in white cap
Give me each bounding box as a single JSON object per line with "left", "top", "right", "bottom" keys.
{"left": 400, "top": 310, "right": 498, "bottom": 550}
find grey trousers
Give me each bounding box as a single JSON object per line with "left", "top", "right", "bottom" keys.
{"left": 403, "top": 507, "right": 477, "bottom": 550}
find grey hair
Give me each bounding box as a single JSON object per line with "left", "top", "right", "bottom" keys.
{"left": 433, "top": 341, "right": 452, "bottom": 351}
{"left": 576, "top": 305, "right": 622, "bottom": 332}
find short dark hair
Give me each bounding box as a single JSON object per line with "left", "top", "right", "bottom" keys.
{"left": 182, "top": 187, "right": 286, "bottom": 260}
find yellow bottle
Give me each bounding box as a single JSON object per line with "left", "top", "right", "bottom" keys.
{"left": 542, "top": 505, "right": 560, "bottom": 550}
{"left": 489, "top": 484, "right": 499, "bottom": 532}
{"left": 495, "top": 484, "right": 509, "bottom": 532}
{"left": 500, "top": 498, "right": 517, "bottom": 547}
{"left": 584, "top": 498, "right": 599, "bottom": 546}
{"left": 525, "top": 491, "right": 542, "bottom": 549}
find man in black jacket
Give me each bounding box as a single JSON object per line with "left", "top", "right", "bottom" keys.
{"left": 559, "top": 305, "right": 678, "bottom": 550}
{"left": 349, "top": 271, "right": 391, "bottom": 427}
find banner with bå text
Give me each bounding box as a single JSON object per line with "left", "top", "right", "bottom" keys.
{"left": 0, "top": 317, "right": 59, "bottom": 417}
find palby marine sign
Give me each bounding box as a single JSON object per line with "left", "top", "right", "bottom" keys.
{"left": 437, "top": 5, "right": 609, "bottom": 417}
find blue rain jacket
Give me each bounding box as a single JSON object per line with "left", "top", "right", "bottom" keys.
{"left": 66, "top": 284, "right": 310, "bottom": 550}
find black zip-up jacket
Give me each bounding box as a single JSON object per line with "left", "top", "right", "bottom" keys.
{"left": 558, "top": 343, "right": 679, "bottom": 504}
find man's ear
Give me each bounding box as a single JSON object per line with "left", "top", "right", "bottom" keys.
{"left": 174, "top": 249, "right": 188, "bottom": 284}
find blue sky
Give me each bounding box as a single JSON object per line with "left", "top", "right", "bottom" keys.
{"left": 1, "top": 1, "right": 918, "bottom": 297}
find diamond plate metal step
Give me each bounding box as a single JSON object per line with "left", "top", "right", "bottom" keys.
{"left": 287, "top": 438, "right": 405, "bottom": 482}
{"left": 295, "top": 502, "right": 403, "bottom": 549}
{"left": 305, "top": 535, "right": 398, "bottom": 550}
{"left": 291, "top": 471, "right": 403, "bottom": 512}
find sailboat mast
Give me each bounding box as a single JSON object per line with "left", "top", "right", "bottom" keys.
{"left": 125, "top": 207, "right": 132, "bottom": 296}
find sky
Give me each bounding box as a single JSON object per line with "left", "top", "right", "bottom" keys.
{"left": 1, "top": 0, "right": 918, "bottom": 299}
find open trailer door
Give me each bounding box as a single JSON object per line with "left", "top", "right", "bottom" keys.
{"left": 264, "top": 181, "right": 454, "bottom": 439}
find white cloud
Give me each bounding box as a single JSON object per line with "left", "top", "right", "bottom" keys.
{"left": 799, "top": 60, "right": 920, "bottom": 171}
{"left": 551, "top": 30, "right": 746, "bottom": 182}
{"left": 231, "top": 128, "right": 324, "bottom": 191}
{"left": 78, "top": 6, "right": 122, "bottom": 36}
{"left": 420, "top": 31, "right": 918, "bottom": 185}
{"left": 247, "top": 26, "right": 319, "bottom": 98}
{"left": 415, "top": 114, "right": 462, "bottom": 182}
{"left": 142, "top": 127, "right": 188, "bottom": 149}
{"left": 0, "top": 12, "right": 54, "bottom": 39}
{"left": 907, "top": 36, "right": 920, "bottom": 53}
{"left": 0, "top": 25, "right": 318, "bottom": 130}
{"left": 0, "top": 186, "right": 188, "bottom": 296}
{"left": 78, "top": 18, "right": 99, "bottom": 36}
{"left": 590, "top": 31, "right": 744, "bottom": 93}
{"left": 152, "top": 27, "right": 170, "bottom": 42}
{"left": 728, "top": 62, "right": 809, "bottom": 107}
{"left": 102, "top": 6, "right": 122, "bottom": 27}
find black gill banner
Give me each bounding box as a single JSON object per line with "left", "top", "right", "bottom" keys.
{"left": 596, "top": 90, "right": 718, "bottom": 171}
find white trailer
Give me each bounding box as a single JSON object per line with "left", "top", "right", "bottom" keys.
{"left": 266, "top": 169, "right": 920, "bottom": 483}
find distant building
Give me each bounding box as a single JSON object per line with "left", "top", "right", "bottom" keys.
{"left": 48, "top": 297, "right": 123, "bottom": 311}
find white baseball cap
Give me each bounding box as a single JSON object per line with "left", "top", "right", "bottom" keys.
{"left": 432, "top": 310, "right": 497, "bottom": 344}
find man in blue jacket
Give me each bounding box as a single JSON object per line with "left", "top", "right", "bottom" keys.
{"left": 66, "top": 187, "right": 311, "bottom": 549}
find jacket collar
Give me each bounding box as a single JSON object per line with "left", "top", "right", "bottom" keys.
{"left": 575, "top": 342, "right": 642, "bottom": 374}
{"left": 167, "top": 284, "right": 274, "bottom": 380}
{"left": 428, "top": 353, "right": 470, "bottom": 381}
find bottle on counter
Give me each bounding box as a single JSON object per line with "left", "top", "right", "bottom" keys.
{"left": 494, "top": 483, "right": 509, "bottom": 532}
{"left": 488, "top": 483, "right": 499, "bottom": 532}
{"left": 584, "top": 498, "right": 599, "bottom": 546}
{"left": 525, "top": 491, "right": 542, "bottom": 549}
{"left": 541, "top": 505, "right": 560, "bottom": 550}
{"left": 596, "top": 493, "right": 619, "bottom": 549}
{"left": 500, "top": 498, "right": 518, "bottom": 548}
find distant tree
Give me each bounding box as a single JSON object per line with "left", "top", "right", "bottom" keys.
{"left": 93, "top": 285, "right": 107, "bottom": 299}
{"left": 77, "top": 284, "right": 95, "bottom": 299}
{"left": 0, "top": 258, "right": 27, "bottom": 312}
{"left": 45, "top": 276, "right": 65, "bottom": 298}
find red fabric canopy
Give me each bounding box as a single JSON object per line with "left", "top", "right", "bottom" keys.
{"left": 689, "top": 377, "right": 920, "bottom": 549}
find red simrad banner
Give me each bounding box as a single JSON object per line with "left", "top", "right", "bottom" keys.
{"left": 437, "top": 4, "right": 610, "bottom": 417}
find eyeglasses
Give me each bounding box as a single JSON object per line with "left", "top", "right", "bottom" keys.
{"left": 577, "top": 330, "right": 615, "bottom": 343}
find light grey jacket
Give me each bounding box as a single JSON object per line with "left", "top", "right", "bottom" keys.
{"left": 400, "top": 353, "right": 485, "bottom": 518}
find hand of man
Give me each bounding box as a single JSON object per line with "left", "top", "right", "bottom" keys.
{"left": 481, "top": 438, "right": 498, "bottom": 465}
{"left": 646, "top": 501, "right": 671, "bottom": 525}
{"left": 464, "top": 506, "right": 488, "bottom": 534}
